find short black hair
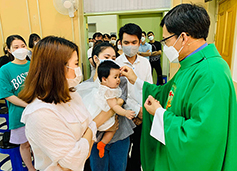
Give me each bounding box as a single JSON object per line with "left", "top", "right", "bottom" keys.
{"left": 93, "top": 32, "right": 103, "bottom": 40}
{"left": 98, "top": 60, "right": 120, "bottom": 82}
{"left": 147, "top": 31, "right": 154, "bottom": 36}
{"left": 142, "top": 31, "right": 146, "bottom": 37}
{"left": 160, "top": 4, "right": 210, "bottom": 40}
{"left": 119, "top": 23, "right": 142, "bottom": 41}
{"left": 6, "top": 35, "right": 27, "bottom": 60}
{"left": 92, "top": 42, "right": 115, "bottom": 67}
{"left": 29, "top": 33, "right": 41, "bottom": 48}
{"left": 103, "top": 34, "right": 111, "bottom": 39}
{"left": 111, "top": 34, "right": 117, "bottom": 39}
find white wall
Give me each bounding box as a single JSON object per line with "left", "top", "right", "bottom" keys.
{"left": 84, "top": 0, "right": 170, "bottom": 13}
{"left": 88, "top": 15, "right": 118, "bottom": 36}
{"left": 232, "top": 13, "right": 237, "bottom": 82}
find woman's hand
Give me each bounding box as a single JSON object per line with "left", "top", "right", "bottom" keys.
{"left": 93, "top": 109, "right": 115, "bottom": 128}
{"left": 120, "top": 66, "right": 137, "bottom": 85}
{"left": 144, "top": 95, "right": 162, "bottom": 116}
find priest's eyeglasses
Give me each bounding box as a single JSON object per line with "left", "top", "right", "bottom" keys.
{"left": 160, "top": 34, "right": 176, "bottom": 46}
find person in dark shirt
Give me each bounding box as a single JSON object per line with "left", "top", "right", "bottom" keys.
{"left": 147, "top": 31, "right": 163, "bottom": 85}
{"left": 0, "top": 44, "right": 14, "bottom": 68}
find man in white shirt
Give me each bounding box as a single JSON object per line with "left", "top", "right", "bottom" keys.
{"left": 115, "top": 23, "right": 153, "bottom": 171}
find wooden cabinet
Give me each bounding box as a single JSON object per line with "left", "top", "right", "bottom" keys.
{"left": 215, "top": 0, "right": 237, "bottom": 68}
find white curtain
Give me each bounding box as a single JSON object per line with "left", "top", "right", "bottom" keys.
{"left": 84, "top": 0, "right": 171, "bottom": 13}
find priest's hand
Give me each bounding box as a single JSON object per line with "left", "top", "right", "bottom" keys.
{"left": 144, "top": 95, "right": 162, "bottom": 115}
{"left": 120, "top": 66, "right": 137, "bottom": 85}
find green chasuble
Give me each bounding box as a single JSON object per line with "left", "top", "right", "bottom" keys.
{"left": 141, "top": 44, "right": 237, "bottom": 171}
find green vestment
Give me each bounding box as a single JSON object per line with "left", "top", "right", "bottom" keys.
{"left": 141, "top": 44, "right": 237, "bottom": 171}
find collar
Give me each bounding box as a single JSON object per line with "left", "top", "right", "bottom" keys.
{"left": 180, "top": 44, "right": 221, "bottom": 69}
{"left": 185, "top": 43, "right": 208, "bottom": 59}
{"left": 140, "top": 42, "right": 148, "bottom": 46}
{"left": 121, "top": 53, "right": 140, "bottom": 65}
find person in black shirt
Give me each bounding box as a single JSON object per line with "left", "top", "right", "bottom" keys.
{"left": 147, "top": 31, "right": 163, "bottom": 85}
{"left": 0, "top": 44, "right": 14, "bottom": 68}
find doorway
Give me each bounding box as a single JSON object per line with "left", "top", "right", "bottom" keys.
{"left": 215, "top": 0, "right": 237, "bottom": 68}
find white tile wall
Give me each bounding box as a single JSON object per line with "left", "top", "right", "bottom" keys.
{"left": 84, "top": 0, "right": 171, "bottom": 13}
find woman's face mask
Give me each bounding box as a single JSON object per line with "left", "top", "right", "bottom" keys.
{"left": 66, "top": 66, "right": 82, "bottom": 87}
{"left": 11, "top": 48, "right": 28, "bottom": 60}
{"left": 117, "top": 45, "right": 122, "bottom": 50}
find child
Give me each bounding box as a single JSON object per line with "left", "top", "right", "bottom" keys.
{"left": 96, "top": 60, "right": 135, "bottom": 157}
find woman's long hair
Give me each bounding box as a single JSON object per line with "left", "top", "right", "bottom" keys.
{"left": 19, "top": 36, "right": 78, "bottom": 104}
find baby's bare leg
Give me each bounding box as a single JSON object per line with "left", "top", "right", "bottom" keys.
{"left": 101, "top": 130, "right": 116, "bottom": 144}
{"left": 97, "top": 130, "right": 116, "bottom": 158}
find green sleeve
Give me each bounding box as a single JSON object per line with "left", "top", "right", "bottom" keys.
{"left": 140, "top": 80, "right": 174, "bottom": 171}
{"left": 163, "top": 73, "right": 237, "bottom": 170}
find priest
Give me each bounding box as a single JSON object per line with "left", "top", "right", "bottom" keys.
{"left": 121, "top": 3, "right": 237, "bottom": 171}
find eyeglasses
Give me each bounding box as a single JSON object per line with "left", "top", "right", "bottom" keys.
{"left": 160, "top": 34, "right": 176, "bottom": 46}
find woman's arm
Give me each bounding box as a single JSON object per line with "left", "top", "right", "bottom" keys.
{"left": 82, "top": 127, "right": 94, "bottom": 159}
{"left": 6, "top": 95, "right": 28, "bottom": 107}
{"left": 93, "top": 108, "right": 115, "bottom": 128}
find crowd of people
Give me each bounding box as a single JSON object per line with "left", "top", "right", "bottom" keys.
{"left": 0, "top": 3, "right": 236, "bottom": 171}
{"left": 87, "top": 30, "right": 163, "bottom": 85}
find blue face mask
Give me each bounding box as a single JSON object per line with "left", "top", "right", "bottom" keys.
{"left": 97, "top": 57, "right": 113, "bottom": 64}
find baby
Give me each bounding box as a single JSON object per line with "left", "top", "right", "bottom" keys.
{"left": 95, "top": 60, "right": 135, "bottom": 158}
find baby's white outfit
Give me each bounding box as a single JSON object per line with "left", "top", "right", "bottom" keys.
{"left": 77, "top": 79, "right": 122, "bottom": 131}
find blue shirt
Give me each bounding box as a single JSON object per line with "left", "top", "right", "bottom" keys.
{"left": 183, "top": 43, "right": 208, "bottom": 61}
{"left": 139, "top": 42, "right": 152, "bottom": 60}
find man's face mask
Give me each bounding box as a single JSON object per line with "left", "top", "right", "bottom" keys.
{"left": 163, "top": 34, "right": 184, "bottom": 63}
{"left": 122, "top": 45, "right": 139, "bottom": 58}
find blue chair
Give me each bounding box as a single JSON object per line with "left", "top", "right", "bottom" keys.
{"left": 0, "top": 101, "right": 28, "bottom": 171}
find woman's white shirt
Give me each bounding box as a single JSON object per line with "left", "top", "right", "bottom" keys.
{"left": 21, "top": 92, "right": 97, "bottom": 171}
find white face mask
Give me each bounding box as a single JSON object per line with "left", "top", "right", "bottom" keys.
{"left": 163, "top": 34, "right": 184, "bottom": 63}
{"left": 67, "top": 66, "right": 82, "bottom": 87}
{"left": 122, "top": 45, "right": 139, "bottom": 58}
{"left": 89, "top": 42, "right": 94, "bottom": 48}
{"left": 12, "top": 48, "right": 28, "bottom": 60}
{"left": 148, "top": 36, "right": 154, "bottom": 41}
{"left": 117, "top": 45, "right": 122, "bottom": 50}
{"left": 111, "top": 40, "right": 116, "bottom": 45}
{"left": 141, "top": 37, "right": 146, "bottom": 42}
